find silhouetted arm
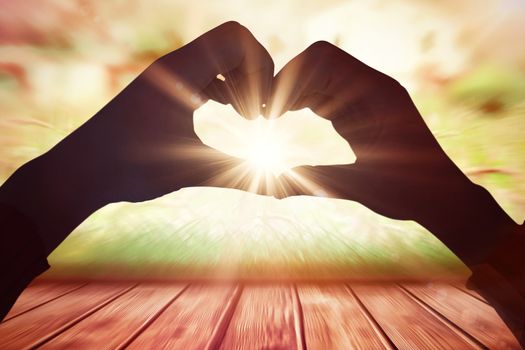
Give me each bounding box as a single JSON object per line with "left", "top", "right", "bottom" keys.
{"left": 0, "top": 203, "right": 49, "bottom": 321}
{"left": 270, "top": 41, "right": 525, "bottom": 345}
{"left": 0, "top": 21, "right": 272, "bottom": 321}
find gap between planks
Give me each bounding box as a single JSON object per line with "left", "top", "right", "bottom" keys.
{"left": 345, "top": 284, "right": 398, "bottom": 350}
{"left": 203, "top": 284, "right": 244, "bottom": 350}
{"left": 116, "top": 283, "right": 242, "bottom": 350}
{"left": 291, "top": 285, "right": 307, "bottom": 350}
{"left": 115, "top": 284, "right": 190, "bottom": 350}
{"left": 3, "top": 283, "right": 88, "bottom": 322}
{"left": 205, "top": 284, "right": 306, "bottom": 350}
{"left": 29, "top": 284, "right": 138, "bottom": 349}
{"left": 12, "top": 281, "right": 497, "bottom": 350}
{"left": 397, "top": 284, "right": 488, "bottom": 350}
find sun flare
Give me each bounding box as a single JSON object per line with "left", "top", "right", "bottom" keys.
{"left": 245, "top": 118, "right": 286, "bottom": 175}
{"left": 194, "top": 102, "right": 355, "bottom": 169}
{"left": 192, "top": 101, "right": 355, "bottom": 196}
{"left": 247, "top": 138, "right": 284, "bottom": 174}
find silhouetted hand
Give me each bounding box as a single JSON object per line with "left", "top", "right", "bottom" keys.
{"left": 270, "top": 41, "right": 518, "bottom": 265}
{"left": 0, "top": 21, "right": 274, "bottom": 251}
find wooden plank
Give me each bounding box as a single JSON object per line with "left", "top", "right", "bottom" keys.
{"left": 298, "top": 285, "right": 391, "bottom": 349}
{"left": 0, "top": 283, "right": 134, "bottom": 349}
{"left": 4, "top": 282, "right": 86, "bottom": 320}
{"left": 39, "top": 283, "right": 186, "bottom": 350}
{"left": 220, "top": 285, "right": 300, "bottom": 350}
{"left": 127, "top": 284, "right": 238, "bottom": 350}
{"left": 352, "top": 284, "right": 482, "bottom": 349}
{"left": 403, "top": 283, "right": 521, "bottom": 349}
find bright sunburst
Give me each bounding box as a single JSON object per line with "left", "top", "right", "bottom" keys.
{"left": 192, "top": 100, "right": 355, "bottom": 197}
{"left": 245, "top": 117, "right": 286, "bottom": 175}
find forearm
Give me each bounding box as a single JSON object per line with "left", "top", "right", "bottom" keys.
{"left": 0, "top": 150, "right": 107, "bottom": 255}
{"left": 0, "top": 203, "right": 50, "bottom": 320}
{"left": 0, "top": 151, "right": 111, "bottom": 320}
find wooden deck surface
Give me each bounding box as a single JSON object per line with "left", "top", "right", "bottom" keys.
{"left": 0, "top": 281, "right": 521, "bottom": 349}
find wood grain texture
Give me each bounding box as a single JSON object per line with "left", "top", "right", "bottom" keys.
{"left": 1, "top": 281, "right": 520, "bottom": 349}
{"left": 352, "top": 284, "right": 481, "bottom": 350}
{"left": 39, "top": 284, "right": 186, "bottom": 350}
{"left": 220, "top": 285, "right": 300, "bottom": 350}
{"left": 0, "top": 283, "right": 134, "bottom": 349}
{"left": 4, "top": 282, "right": 85, "bottom": 320}
{"left": 298, "top": 285, "right": 391, "bottom": 349}
{"left": 403, "top": 282, "right": 521, "bottom": 349}
{"left": 127, "top": 284, "right": 237, "bottom": 350}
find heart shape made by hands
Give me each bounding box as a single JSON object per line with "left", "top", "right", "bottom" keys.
{"left": 194, "top": 100, "right": 356, "bottom": 176}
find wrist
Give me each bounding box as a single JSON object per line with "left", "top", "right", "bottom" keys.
{"left": 421, "top": 177, "right": 519, "bottom": 266}
{"left": 483, "top": 223, "right": 525, "bottom": 294}
{"left": 467, "top": 262, "right": 525, "bottom": 346}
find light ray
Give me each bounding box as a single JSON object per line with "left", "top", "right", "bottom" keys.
{"left": 142, "top": 49, "right": 359, "bottom": 200}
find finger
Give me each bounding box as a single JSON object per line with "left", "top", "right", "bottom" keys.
{"left": 211, "top": 31, "right": 273, "bottom": 118}
{"left": 159, "top": 22, "right": 249, "bottom": 89}
{"left": 167, "top": 143, "right": 277, "bottom": 197}
{"left": 266, "top": 49, "right": 324, "bottom": 117}
{"left": 160, "top": 22, "right": 274, "bottom": 118}
{"left": 278, "top": 164, "right": 368, "bottom": 203}
{"left": 267, "top": 41, "right": 381, "bottom": 119}
{"left": 223, "top": 65, "right": 273, "bottom": 118}
{"left": 267, "top": 41, "right": 343, "bottom": 118}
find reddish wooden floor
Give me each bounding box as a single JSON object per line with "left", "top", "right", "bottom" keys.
{"left": 0, "top": 281, "right": 521, "bottom": 349}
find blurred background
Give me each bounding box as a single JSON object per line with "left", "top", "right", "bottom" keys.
{"left": 1, "top": 0, "right": 524, "bottom": 280}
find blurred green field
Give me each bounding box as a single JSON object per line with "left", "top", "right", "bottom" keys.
{"left": 1, "top": 0, "right": 524, "bottom": 279}
{"left": 47, "top": 188, "right": 467, "bottom": 280}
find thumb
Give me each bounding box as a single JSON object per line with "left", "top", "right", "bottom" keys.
{"left": 276, "top": 164, "right": 368, "bottom": 202}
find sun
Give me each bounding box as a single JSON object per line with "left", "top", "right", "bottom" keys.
{"left": 243, "top": 116, "right": 286, "bottom": 175}
{"left": 193, "top": 102, "right": 355, "bottom": 196}
{"left": 246, "top": 135, "right": 285, "bottom": 175}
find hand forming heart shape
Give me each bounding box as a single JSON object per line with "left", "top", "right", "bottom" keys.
{"left": 1, "top": 23, "right": 522, "bottom": 343}
{"left": 5, "top": 22, "right": 510, "bottom": 266}
{"left": 194, "top": 101, "right": 355, "bottom": 176}
{"left": 192, "top": 25, "right": 508, "bottom": 267}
